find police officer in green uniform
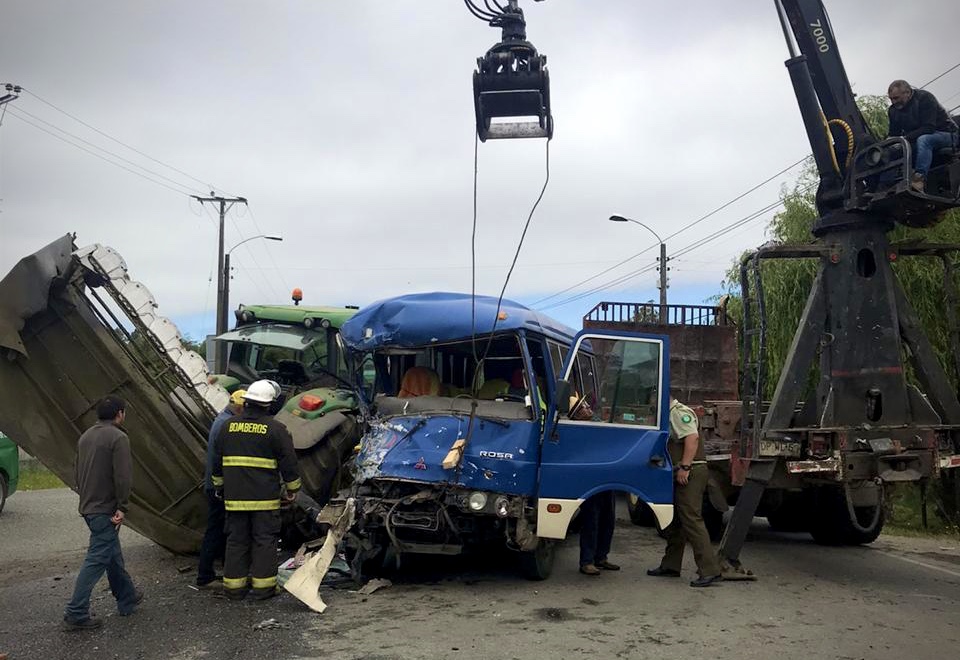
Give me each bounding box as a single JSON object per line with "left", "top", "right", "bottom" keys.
{"left": 647, "top": 397, "right": 722, "bottom": 587}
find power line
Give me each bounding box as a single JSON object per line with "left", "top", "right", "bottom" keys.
{"left": 530, "top": 155, "right": 808, "bottom": 307}
{"left": 20, "top": 87, "right": 220, "bottom": 193}
{"left": 536, "top": 190, "right": 801, "bottom": 312}
{"left": 7, "top": 105, "right": 203, "bottom": 196}
{"left": 6, "top": 109, "right": 193, "bottom": 196}
{"left": 245, "top": 204, "right": 290, "bottom": 297}
{"left": 919, "top": 62, "right": 960, "bottom": 89}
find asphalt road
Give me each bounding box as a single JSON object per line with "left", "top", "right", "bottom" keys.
{"left": 1, "top": 488, "right": 959, "bottom": 660}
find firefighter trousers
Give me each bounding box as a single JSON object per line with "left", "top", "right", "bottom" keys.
{"left": 223, "top": 510, "right": 281, "bottom": 598}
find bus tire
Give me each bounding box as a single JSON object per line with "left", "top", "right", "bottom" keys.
{"left": 520, "top": 539, "right": 556, "bottom": 581}
{"left": 627, "top": 494, "right": 657, "bottom": 527}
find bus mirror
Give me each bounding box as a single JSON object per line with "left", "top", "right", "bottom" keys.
{"left": 555, "top": 380, "right": 571, "bottom": 414}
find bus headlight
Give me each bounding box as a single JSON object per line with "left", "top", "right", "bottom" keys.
{"left": 468, "top": 492, "right": 488, "bottom": 511}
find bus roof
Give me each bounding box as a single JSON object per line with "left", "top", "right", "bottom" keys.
{"left": 340, "top": 292, "right": 577, "bottom": 351}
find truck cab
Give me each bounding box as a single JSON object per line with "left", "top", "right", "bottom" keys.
{"left": 328, "top": 292, "right": 673, "bottom": 579}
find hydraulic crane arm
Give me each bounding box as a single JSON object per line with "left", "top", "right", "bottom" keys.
{"left": 775, "top": 0, "right": 960, "bottom": 228}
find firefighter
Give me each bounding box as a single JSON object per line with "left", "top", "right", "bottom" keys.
{"left": 647, "top": 397, "right": 722, "bottom": 587}
{"left": 212, "top": 379, "right": 301, "bottom": 600}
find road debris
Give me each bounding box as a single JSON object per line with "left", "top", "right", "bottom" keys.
{"left": 283, "top": 497, "right": 356, "bottom": 613}
{"left": 253, "top": 618, "right": 290, "bottom": 631}
{"left": 357, "top": 578, "right": 392, "bottom": 595}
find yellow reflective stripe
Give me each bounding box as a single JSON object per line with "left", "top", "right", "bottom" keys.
{"left": 211, "top": 475, "right": 224, "bottom": 486}
{"left": 224, "top": 499, "right": 281, "bottom": 511}
{"left": 223, "top": 576, "right": 248, "bottom": 590}
{"left": 285, "top": 478, "right": 302, "bottom": 491}
{"left": 251, "top": 575, "right": 277, "bottom": 589}
{"left": 223, "top": 455, "right": 278, "bottom": 469}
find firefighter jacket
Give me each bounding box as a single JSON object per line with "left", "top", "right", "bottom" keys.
{"left": 211, "top": 407, "right": 301, "bottom": 512}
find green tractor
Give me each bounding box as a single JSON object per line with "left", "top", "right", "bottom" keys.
{"left": 210, "top": 304, "right": 364, "bottom": 528}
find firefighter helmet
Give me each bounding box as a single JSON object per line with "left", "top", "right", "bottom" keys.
{"left": 245, "top": 379, "right": 279, "bottom": 404}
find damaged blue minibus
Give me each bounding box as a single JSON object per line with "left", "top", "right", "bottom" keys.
{"left": 329, "top": 292, "right": 674, "bottom": 579}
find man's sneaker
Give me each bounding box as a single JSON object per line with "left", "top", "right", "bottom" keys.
{"left": 579, "top": 564, "right": 601, "bottom": 576}
{"left": 690, "top": 574, "right": 723, "bottom": 588}
{"left": 646, "top": 567, "right": 681, "bottom": 577}
{"left": 596, "top": 560, "right": 621, "bottom": 571}
{"left": 911, "top": 173, "right": 925, "bottom": 192}
{"left": 62, "top": 616, "right": 103, "bottom": 632}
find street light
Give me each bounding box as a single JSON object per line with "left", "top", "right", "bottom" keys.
{"left": 609, "top": 214, "right": 669, "bottom": 321}
{"left": 214, "top": 234, "right": 283, "bottom": 373}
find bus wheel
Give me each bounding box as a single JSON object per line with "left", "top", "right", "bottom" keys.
{"left": 627, "top": 494, "right": 657, "bottom": 527}
{"left": 519, "top": 539, "right": 556, "bottom": 580}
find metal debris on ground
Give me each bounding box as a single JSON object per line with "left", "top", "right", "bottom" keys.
{"left": 356, "top": 578, "right": 392, "bottom": 595}
{"left": 253, "top": 618, "right": 290, "bottom": 631}
{"left": 283, "top": 498, "right": 356, "bottom": 613}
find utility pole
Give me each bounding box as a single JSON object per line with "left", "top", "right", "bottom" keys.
{"left": 658, "top": 241, "right": 669, "bottom": 323}
{"left": 192, "top": 193, "right": 247, "bottom": 373}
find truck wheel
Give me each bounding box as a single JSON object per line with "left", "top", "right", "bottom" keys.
{"left": 295, "top": 416, "right": 358, "bottom": 507}
{"left": 703, "top": 498, "right": 725, "bottom": 543}
{"left": 627, "top": 494, "right": 657, "bottom": 527}
{"left": 766, "top": 492, "right": 811, "bottom": 533}
{"left": 0, "top": 472, "right": 7, "bottom": 514}
{"left": 809, "top": 486, "right": 884, "bottom": 546}
{"left": 519, "top": 540, "right": 556, "bottom": 581}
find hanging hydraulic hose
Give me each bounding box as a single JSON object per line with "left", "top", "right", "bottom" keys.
{"left": 468, "top": 0, "right": 553, "bottom": 141}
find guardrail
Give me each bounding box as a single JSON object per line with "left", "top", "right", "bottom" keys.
{"left": 583, "top": 301, "right": 733, "bottom": 327}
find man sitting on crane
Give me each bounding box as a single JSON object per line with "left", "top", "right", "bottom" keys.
{"left": 887, "top": 80, "right": 958, "bottom": 192}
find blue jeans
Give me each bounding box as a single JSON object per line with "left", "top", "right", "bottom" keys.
{"left": 64, "top": 514, "right": 138, "bottom": 622}
{"left": 914, "top": 131, "right": 956, "bottom": 175}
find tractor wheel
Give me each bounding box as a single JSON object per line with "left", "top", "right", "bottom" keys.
{"left": 0, "top": 472, "right": 7, "bottom": 514}
{"left": 296, "top": 415, "right": 359, "bottom": 508}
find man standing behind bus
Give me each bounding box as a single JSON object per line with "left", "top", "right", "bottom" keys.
{"left": 647, "top": 397, "right": 722, "bottom": 587}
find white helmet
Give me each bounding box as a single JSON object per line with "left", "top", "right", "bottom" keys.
{"left": 245, "top": 379, "right": 280, "bottom": 404}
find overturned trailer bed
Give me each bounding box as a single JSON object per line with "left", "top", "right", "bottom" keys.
{"left": 0, "top": 235, "right": 228, "bottom": 553}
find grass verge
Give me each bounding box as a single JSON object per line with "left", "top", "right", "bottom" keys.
{"left": 16, "top": 463, "right": 66, "bottom": 490}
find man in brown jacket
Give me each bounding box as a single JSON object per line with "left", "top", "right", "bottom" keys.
{"left": 63, "top": 395, "right": 142, "bottom": 630}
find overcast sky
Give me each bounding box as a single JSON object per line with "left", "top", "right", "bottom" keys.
{"left": 2, "top": 0, "right": 958, "bottom": 336}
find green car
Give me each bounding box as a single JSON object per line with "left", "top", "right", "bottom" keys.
{"left": 0, "top": 432, "right": 19, "bottom": 513}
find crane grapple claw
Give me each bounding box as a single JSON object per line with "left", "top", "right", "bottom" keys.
{"left": 473, "top": 41, "right": 552, "bottom": 141}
